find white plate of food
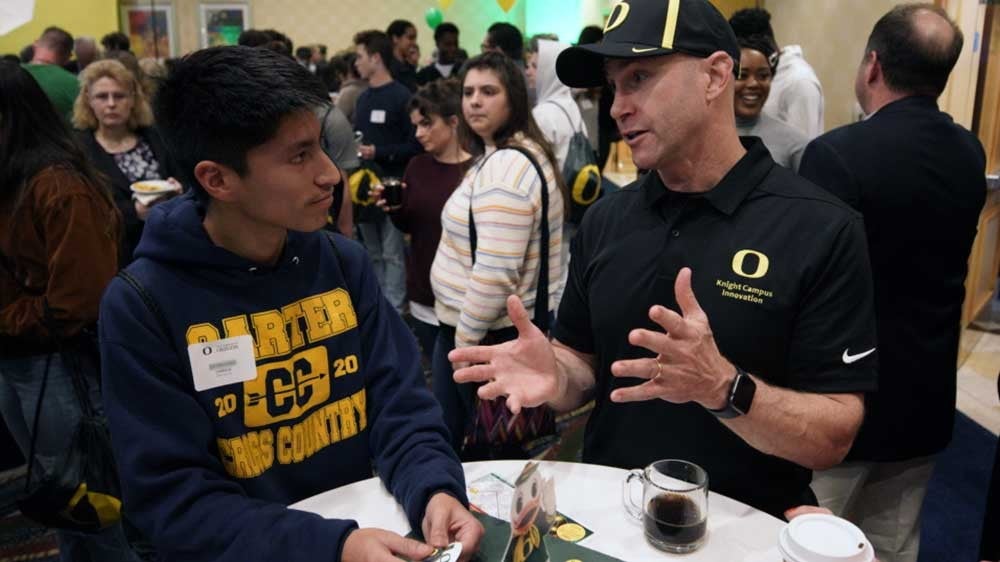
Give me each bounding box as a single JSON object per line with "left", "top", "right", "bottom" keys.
{"left": 130, "top": 179, "right": 178, "bottom": 194}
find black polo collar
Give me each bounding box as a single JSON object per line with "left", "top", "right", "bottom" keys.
{"left": 642, "top": 137, "right": 775, "bottom": 216}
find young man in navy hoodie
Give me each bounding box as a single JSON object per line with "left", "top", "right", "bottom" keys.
{"left": 98, "top": 45, "right": 482, "bottom": 562}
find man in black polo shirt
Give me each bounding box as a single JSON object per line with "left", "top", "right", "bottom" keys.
{"left": 800, "top": 6, "right": 986, "bottom": 561}
{"left": 449, "top": 0, "right": 877, "bottom": 518}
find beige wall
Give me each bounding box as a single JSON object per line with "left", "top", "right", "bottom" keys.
{"left": 0, "top": 0, "right": 117, "bottom": 55}
{"left": 168, "top": 0, "right": 529, "bottom": 59}
{"left": 764, "top": 0, "right": 898, "bottom": 133}
{"left": 938, "top": 0, "right": 987, "bottom": 130}
{"left": 765, "top": 0, "right": 988, "bottom": 133}
{"left": 141, "top": 0, "right": 755, "bottom": 59}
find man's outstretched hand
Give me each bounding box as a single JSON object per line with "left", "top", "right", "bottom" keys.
{"left": 448, "top": 295, "right": 562, "bottom": 414}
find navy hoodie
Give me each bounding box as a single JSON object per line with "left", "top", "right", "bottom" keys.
{"left": 99, "top": 192, "right": 466, "bottom": 562}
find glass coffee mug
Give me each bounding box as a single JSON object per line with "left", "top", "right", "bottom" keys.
{"left": 622, "top": 459, "right": 709, "bottom": 553}
{"left": 381, "top": 177, "right": 403, "bottom": 207}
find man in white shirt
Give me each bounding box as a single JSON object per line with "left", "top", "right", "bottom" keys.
{"left": 729, "top": 8, "right": 825, "bottom": 139}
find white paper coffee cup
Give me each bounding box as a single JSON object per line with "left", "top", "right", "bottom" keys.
{"left": 778, "top": 513, "right": 874, "bottom": 562}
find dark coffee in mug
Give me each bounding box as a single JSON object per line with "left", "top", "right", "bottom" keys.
{"left": 644, "top": 493, "right": 707, "bottom": 546}
{"left": 382, "top": 178, "right": 403, "bottom": 207}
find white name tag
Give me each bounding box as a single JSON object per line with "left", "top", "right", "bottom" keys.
{"left": 187, "top": 335, "right": 258, "bottom": 391}
{"left": 370, "top": 109, "right": 386, "bottom": 124}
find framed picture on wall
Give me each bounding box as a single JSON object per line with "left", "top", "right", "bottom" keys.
{"left": 200, "top": 4, "right": 250, "bottom": 48}
{"left": 120, "top": 4, "right": 176, "bottom": 59}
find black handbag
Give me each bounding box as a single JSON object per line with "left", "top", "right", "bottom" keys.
{"left": 16, "top": 326, "right": 124, "bottom": 532}
{"left": 0, "top": 251, "right": 123, "bottom": 532}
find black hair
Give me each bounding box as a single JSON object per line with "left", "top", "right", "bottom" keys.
{"left": 238, "top": 29, "right": 293, "bottom": 58}
{"left": 577, "top": 25, "right": 603, "bottom": 45}
{"left": 153, "top": 46, "right": 328, "bottom": 200}
{"left": 0, "top": 60, "right": 110, "bottom": 211}
{"left": 100, "top": 31, "right": 131, "bottom": 53}
{"left": 238, "top": 29, "right": 270, "bottom": 47}
{"left": 486, "top": 22, "right": 524, "bottom": 61}
{"left": 340, "top": 52, "right": 361, "bottom": 79}
{"left": 1, "top": 54, "right": 20, "bottom": 65}
{"left": 736, "top": 34, "right": 778, "bottom": 74}
{"left": 264, "top": 29, "right": 293, "bottom": 56}
{"left": 408, "top": 78, "right": 462, "bottom": 120}
{"left": 19, "top": 45, "right": 34, "bottom": 63}
{"left": 866, "top": 4, "right": 963, "bottom": 97}
{"left": 39, "top": 26, "right": 74, "bottom": 61}
{"left": 295, "top": 46, "right": 313, "bottom": 60}
{"left": 458, "top": 52, "right": 567, "bottom": 209}
{"left": 353, "top": 30, "right": 393, "bottom": 69}
{"left": 318, "top": 60, "right": 343, "bottom": 92}
{"left": 728, "top": 9, "right": 775, "bottom": 42}
{"left": 387, "top": 20, "right": 416, "bottom": 40}
{"left": 435, "top": 22, "right": 460, "bottom": 44}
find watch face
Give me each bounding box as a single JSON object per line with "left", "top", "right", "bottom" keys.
{"left": 732, "top": 372, "right": 756, "bottom": 415}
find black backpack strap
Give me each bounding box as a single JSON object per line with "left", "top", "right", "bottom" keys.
{"left": 116, "top": 270, "right": 174, "bottom": 352}
{"left": 467, "top": 146, "right": 550, "bottom": 333}
{"left": 322, "top": 230, "right": 358, "bottom": 313}
{"left": 319, "top": 104, "right": 336, "bottom": 154}
{"left": 544, "top": 100, "right": 581, "bottom": 134}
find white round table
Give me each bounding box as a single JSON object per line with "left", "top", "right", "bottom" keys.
{"left": 290, "top": 460, "right": 786, "bottom": 561}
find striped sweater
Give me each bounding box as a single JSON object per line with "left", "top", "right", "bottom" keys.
{"left": 431, "top": 135, "right": 564, "bottom": 346}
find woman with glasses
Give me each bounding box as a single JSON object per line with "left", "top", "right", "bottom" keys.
{"left": 0, "top": 59, "right": 138, "bottom": 562}
{"left": 74, "top": 59, "right": 179, "bottom": 264}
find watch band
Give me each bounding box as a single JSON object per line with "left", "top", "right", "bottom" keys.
{"left": 708, "top": 366, "right": 755, "bottom": 419}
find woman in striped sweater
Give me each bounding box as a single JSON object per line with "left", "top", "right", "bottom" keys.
{"left": 430, "top": 52, "right": 566, "bottom": 457}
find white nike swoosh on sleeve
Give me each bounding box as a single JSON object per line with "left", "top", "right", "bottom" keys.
{"left": 842, "top": 347, "right": 876, "bottom": 364}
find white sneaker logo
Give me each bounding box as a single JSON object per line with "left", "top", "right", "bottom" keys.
{"left": 842, "top": 347, "right": 876, "bottom": 364}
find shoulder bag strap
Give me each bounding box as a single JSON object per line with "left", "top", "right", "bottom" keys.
{"left": 544, "top": 100, "right": 582, "bottom": 134}
{"left": 116, "top": 270, "right": 174, "bottom": 353}
{"left": 467, "top": 146, "right": 550, "bottom": 333}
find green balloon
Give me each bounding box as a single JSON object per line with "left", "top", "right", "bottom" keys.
{"left": 425, "top": 7, "right": 444, "bottom": 30}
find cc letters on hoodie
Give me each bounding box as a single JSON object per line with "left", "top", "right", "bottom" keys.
{"left": 184, "top": 288, "right": 365, "bottom": 479}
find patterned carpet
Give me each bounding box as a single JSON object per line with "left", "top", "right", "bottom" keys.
{"left": 0, "top": 513, "right": 58, "bottom": 562}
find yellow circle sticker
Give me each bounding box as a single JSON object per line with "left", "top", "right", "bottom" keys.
{"left": 556, "top": 523, "right": 586, "bottom": 542}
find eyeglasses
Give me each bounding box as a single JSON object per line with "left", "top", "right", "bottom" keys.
{"left": 90, "top": 92, "right": 131, "bottom": 103}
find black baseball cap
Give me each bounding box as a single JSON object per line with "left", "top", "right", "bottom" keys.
{"left": 557, "top": 0, "right": 741, "bottom": 88}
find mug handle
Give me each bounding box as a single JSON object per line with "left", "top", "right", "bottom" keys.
{"left": 622, "top": 469, "right": 645, "bottom": 521}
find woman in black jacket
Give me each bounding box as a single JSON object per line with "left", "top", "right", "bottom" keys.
{"left": 73, "top": 58, "right": 179, "bottom": 265}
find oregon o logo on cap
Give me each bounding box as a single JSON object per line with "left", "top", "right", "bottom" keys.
{"left": 731, "top": 249, "right": 770, "bottom": 279}
{"left": 571, "top": 164, "right": 602, "bottom": 206}
{"left": 604, "top": 1, "right": 631, "bottom": 33}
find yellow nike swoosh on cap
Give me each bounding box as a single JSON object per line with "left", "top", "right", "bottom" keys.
{"left": 631, "top": 46, "right": 658, "bottom": 53}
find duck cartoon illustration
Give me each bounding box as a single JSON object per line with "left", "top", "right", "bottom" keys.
{"left": 502, "top": 463, "right": 556, "bottom": 562}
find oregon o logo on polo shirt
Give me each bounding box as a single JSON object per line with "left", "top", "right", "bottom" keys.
{"left": 731, "top": 249, "right": 770, "bottom": 279}
{"left": 604, "top": 2, "right": 631, "bottom": 33}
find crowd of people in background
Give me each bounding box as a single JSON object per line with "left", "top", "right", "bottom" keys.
{"left": 1, "top": 2, "right": 998, "bottom": 561}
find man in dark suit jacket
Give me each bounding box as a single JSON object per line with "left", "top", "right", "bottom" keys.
{"left": 799, "top": 5, "right": 986, "bottom": 562}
